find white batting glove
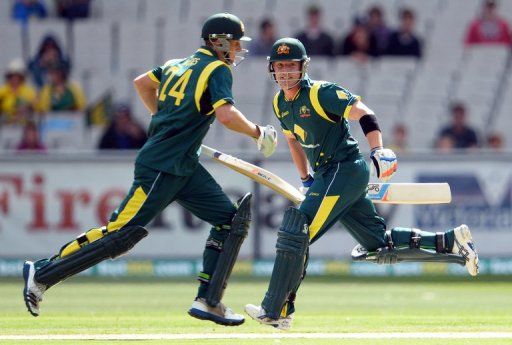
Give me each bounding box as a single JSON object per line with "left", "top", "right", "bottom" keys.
{"left": 255, "top": 125, "right": 277, "bottom": 158}
{"left": 370, "top": 147, "right": 397, "bottom": 182}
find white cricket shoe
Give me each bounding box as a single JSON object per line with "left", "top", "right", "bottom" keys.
{"left": 188, "top": 298, "right": 244, "bottom": 326}
{"left": 23, "top": 261, "right": 46, "bottom": 317}
{"left": 452, "top": 225, "right": 479, "bottom": 276}
{"left": 245, "top": 304, "right": 293, "bottom": 330}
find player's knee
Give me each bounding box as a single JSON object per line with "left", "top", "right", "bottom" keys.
{"left": 230, "top": 192, "right": 252, "bottom": 237}
{"left": 277, "top": 207, "right": 309, "bottom": 255}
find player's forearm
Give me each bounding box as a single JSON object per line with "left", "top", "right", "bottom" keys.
{"left": 287, "top": 137, "right": 309, "bottom": 179}
{"left": 134, "top": 74, "right": 158, "bottom": 115}
{"left": 366, "top": 130, "right": 383, "bottom": 150}
{"left": 215, "top": 104, "right": 259, "bottom": 138}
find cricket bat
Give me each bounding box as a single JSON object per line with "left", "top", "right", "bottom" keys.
{"left": 201, "top": 145, "right": 451, "bottom": 205}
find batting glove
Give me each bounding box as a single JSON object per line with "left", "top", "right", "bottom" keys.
{"left": 256, "top": 125, "right": 278, "bottom": 158}
{"left": 370, "top": 147, "right": 397, "bottom": 182}
{"left": 299, "top": 174, "right": 314, "bottom": 195}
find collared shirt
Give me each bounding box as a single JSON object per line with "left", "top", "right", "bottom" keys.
{"left": 136, "top": 46, "right": 234, "bottom": 176}
{"left": 273, "top": 76, "right": 361, "bottom": 172}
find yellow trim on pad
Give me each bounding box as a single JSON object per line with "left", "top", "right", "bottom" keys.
{"left": 309, "top": 195, "right": 340, "bottom": 239}
{"left": 147, "top": 72, "right": 160, "bottom": 83}
{"left": 310, "top": 82, "right": 335, "bottom": 123}
{"left": 195, "top": 61, "right": 225, "bottom": 112}
{"left": 108, "top": 186, "right": 148, "bottom": 231}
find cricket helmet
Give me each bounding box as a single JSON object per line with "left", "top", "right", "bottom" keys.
{"left": 268, "top": 37, "right": 310, "bottom": 88}
{"left": 201, "top": 13, "right": 251, "bottom": 66}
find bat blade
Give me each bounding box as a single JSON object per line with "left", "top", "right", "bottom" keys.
{"left": 367, "top": 183, "right": 451, "bottom": 204}
{"left": 201, "top": 145, "right": 305, "bottom": 204}
{"left": 201, "top": 146, "right": 451, "bottom": 205}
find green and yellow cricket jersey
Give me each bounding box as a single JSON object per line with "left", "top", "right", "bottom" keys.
{"left": 136, "top": 46, "right": 234, "bottom": 176}
{"left": 273, "top": 77, "right": 361, "bottom": 172}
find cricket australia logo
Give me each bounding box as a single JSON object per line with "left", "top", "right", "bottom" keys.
{"left": 277, "top": 44, "right": 290, "bottom": 55}
{"left": 299, "top": 105, "right": 311, "bottom": 118}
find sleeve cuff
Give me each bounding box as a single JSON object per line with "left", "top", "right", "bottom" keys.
{"left": 147, "top": 72, "right": 160, "bottom": 83}
{"left": 343, "top": 95, "right": 361, "bottom": 119}
{"left": 212, "top": 99, "right": 229, "bottom": 110}
{"left": 207, "top": 98, "right": 233, "bottom": 115}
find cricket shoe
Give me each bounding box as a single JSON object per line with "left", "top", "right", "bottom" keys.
{"left": 23, "top": 261, "right": 46, "bottom": 317}
{"left": 452, "top": 224, "right": 479, "bottom": 276}
{"left": 188, "top": 298, "right": 244, "bottom": 326}
{"left": 245, "top": 304, "right": 293, "bottom": 330}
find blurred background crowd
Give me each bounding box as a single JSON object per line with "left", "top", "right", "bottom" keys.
{"left": 1, "top": 0, "right": 511, "bottom": 154}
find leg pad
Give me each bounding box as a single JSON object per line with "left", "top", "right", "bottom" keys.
{"left": 35, "top": 226, "right": 148, "bottom": 287}
{"left": 206, "top": 193, "right": 251, "bottom": 306}
{"left": 351, "top": 244, "right": 466, "bottom": 265}
{"left": 262, "top": 207, "right": 309, "bottom": 320}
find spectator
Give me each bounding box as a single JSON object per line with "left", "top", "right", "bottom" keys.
{"left": 55, "top": 0, "right": 91, "bottom": 21}
{"left": 249, "top": 18, "right": 277, "bottom": 56}
{"left": 389, "top": 123, "right": 408, "bottom": 152}
{"left": 295, "top": 4, "right": 335, "bottom": 56}
{"left": 339, "top": 17, "right": 379, "bottom": 62}
{"left": 435, "top": 135, "right": 455, "bottom": 153}
{"left": 386, "top": 8, "right": 422, "bottom": 58}
{"left": 486, "top": 132, "right": 504, "bottom": 150}
{"left": 98, "top": 103, "right": 146, "bottom": 150}
{"left": 366, "top": 5, "right": 391, "bottom": 55}
{"left": 0, "top": 59, "right": 38, "bottom": 125}
{"left": 17, "top": 121, "right": 46, "bottom": 151}
{"left": 37, "top": 63, "right": 86, "bottom": 113}
{"left": 28, "top": 35, "right": 71, "bottom": 88}
{"left": 436, "top": 103, "right": 479, "bottom": 149}
{"left": 465, "top": 0, "right": 512, "bottom": 46}
{"left": 12, "top": 0, "right": 47, "bottom": 24}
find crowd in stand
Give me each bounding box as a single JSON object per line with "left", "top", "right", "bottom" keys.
{"left": 250, "top": 4, "right": 421, "bottom": 60}
{"left": 2, "top": 0, "right": 511, "bottom": 152}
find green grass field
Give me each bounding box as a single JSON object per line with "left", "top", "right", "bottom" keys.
{"left": 1, "top": 276, "right": 512, "bottom": 344}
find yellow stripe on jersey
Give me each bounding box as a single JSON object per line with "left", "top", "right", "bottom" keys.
{"left": 147, "top": 71, "right": 160, "bottom": 83}
{"left": 195, "top": 61, "right": 226, "bottom": 112}
{"left": 206, "top": 99, "right": 228, "bottom": 115}
{"left": 343, "top": 95, "right": 361, "bottom": 119}
{"left": 107, "top": 186, "right": 148, "bottom": 231}
{"left": 310, "top": 81, "right": 335, "bottom": 123}
{"left": 212, "top": 99, "right": 228, "bottom": 110}
{"left": 294, "top": 124, "right": 306, "bottom": 142}
{"left": 309, "top": 195, "right": 340, "bottom": 240}
{"left": 282, "top": 129, "right": 293, "bottom": 136}
{"left": 197, "top": 48, "right": 213, "bottom": 56}
{"left": 273, "top": 92, "right": 280, "bottom": 117}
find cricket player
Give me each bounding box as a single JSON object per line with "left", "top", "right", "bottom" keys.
{"left": 245, "top": 38, "right": 479, "bottom": 330}
{"left": 23, "top": 13, "right": 278, "bottom": 326}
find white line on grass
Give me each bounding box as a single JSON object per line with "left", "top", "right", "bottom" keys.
{"left": 1, "top": 333, "right": 512, "bottom": 340}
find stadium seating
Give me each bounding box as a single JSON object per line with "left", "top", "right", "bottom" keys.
{"left": 0, "top": 23, "right": 24, "bottom": 71}
{"left": 1, "top": 0, "right": 511, "bottom": 152}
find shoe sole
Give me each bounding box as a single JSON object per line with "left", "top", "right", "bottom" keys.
{"left": 188, "top": 308, "right": 244, "bottom": 326}
{"left": 245, "top": 309, "right": 289, "bottom": 330}
{"left": 23, "top": 261, "right": 39, "bottom": 317}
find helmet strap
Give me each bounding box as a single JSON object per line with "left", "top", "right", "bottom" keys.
{"left": 208, "top": 35, "right": 246, "bottom": 66}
